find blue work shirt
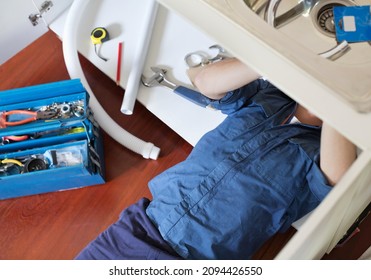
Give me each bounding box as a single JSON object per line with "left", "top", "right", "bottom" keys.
{"left": 146, "top": 79, "right": 332, "bottom": 259}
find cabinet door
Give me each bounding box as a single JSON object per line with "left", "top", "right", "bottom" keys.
{"left": 0, "top": 0, "right": 73, "bottom": 65}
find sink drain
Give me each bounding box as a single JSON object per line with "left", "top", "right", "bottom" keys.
{"left": 317, "top": 5, "right": 337, "bottom": 36}
{"left": 311, "top": 0, "right": 356, "bottom": 37}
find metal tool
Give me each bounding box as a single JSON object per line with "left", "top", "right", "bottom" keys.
{"left": 0, "top": 126, "right": 86, "bottom": 145}
{"left": 1, "top": 135, "right": 29, "bottom": 145}
{"left": 39, "top": 100, "right": 85, "bottom": 119}
{"left": 0, "top": 110, "right": 57, "bottom": 128}
{"left": 141, "top": 67, "right": 212, "bottom": 108}
{"left": 184, "top": 44, "right": 231, "bottom": 68}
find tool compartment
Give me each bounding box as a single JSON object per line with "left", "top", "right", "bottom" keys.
{"left": 0, "top": 79, "right": 105, "bottom": 200}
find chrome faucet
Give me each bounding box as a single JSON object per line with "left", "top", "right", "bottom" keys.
{"left": 265, "top": 0, "right": 320, "bottom": 28}
{"left": 264, "top": 0, "right": 350, "bottom": 61}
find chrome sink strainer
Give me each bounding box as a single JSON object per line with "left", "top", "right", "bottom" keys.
{"left": 317, "top": 5, "right": 337, "bottom": 36}
{"left": 311, "top": 0, "right": 356, "bottom": 37}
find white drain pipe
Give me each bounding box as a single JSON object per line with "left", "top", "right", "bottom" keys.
{"left": 120, "top": 0, "right": 159, "bottom": 115}
{"left": 62, "top": 0, "right": 160, "bottom": 160}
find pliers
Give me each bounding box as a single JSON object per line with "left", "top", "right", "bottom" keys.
{"left": 0, "top": 110, "right": 57, "bottom": 128}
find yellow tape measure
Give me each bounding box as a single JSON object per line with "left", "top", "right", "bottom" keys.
{"left": 90, "top": 27, "right": 110, "bottom": 45}
{"left": 91, "top": 27, "right": 110, "bottom": 61}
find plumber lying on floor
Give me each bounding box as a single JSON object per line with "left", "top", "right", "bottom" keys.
{"left": 76, "top": 57, "right": 357, "bottom": 260}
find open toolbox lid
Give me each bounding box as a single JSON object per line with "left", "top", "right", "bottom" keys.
{"left": 0, "top": 79, "right": 86, "bottom": 106}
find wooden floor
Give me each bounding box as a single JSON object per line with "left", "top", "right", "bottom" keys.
{"left": 0, "top": 31, "right": 369, "bottom": 260}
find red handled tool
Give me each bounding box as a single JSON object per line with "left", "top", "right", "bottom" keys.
{"left": 0, "top": 110, "right": 57, "bottom": 128}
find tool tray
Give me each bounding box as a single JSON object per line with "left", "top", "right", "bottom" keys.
{"left": 0, "top": 79, "right": 105, "bottom": 200}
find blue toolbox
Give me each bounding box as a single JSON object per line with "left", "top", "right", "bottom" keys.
{"left": 0, "top": 79, "right": 105, "bottom": 200}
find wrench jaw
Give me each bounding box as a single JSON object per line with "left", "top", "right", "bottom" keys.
{"left": 150, "top": 66, "right": 166, "bottom": 75}
{"left": 141, "top": 66, "right": 211, "bottom": 108}
{"left": 157, "top": 76, "right": 177, "bottom": 90}
{"left": 141, "top": 73, "right": 161, "bottom": 87}
{"left": 141, "top": 67, "right": 177, "bottom": 90}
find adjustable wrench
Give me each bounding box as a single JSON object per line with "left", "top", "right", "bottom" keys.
{"left": 141, "top": 67, "right": 211, "bottom": 108}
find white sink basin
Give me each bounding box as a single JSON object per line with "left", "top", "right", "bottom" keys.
{"left": 227, "top": 0, "right": 371, "bottom": 65}
{"left": 219, "top": 0, "right": 371, "bottom": 112}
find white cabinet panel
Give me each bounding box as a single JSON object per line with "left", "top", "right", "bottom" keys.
{"left": 1, "top": 1, "right": 47, "bottom": 65}
{"left": 32, "top": 0, "right": 73, "bottom": 26}
{"left": 0, "top": 0, "right": 73, "bottom": 65}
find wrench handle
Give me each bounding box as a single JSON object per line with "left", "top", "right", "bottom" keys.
{"left": 174, "top": 86, "right": 211, "bottom": 108}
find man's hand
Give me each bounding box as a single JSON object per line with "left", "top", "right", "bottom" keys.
{"left": 187, "top": 58, "right": 261, "bottom": 100}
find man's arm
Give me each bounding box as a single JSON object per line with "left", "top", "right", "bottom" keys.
{"left": 187, "top": 58, "right": 261, "bottom": 100}
{"left": 320, "top": 122, "right": 357, "bottom": 186}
